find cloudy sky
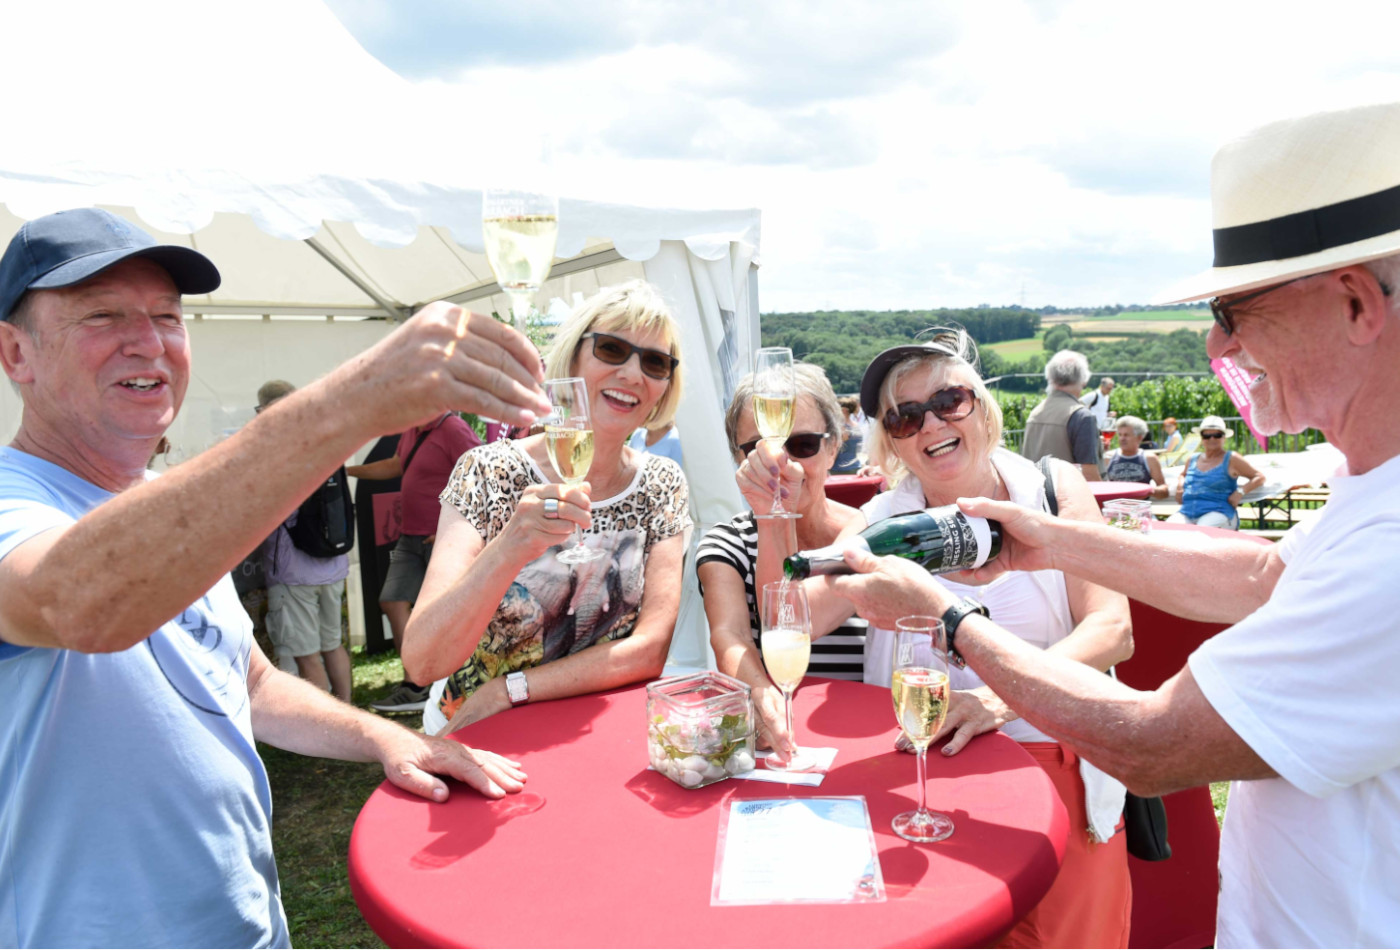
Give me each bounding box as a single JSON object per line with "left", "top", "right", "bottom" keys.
{"left": 325, "top": 0, "right": 1400, "bottom": 311}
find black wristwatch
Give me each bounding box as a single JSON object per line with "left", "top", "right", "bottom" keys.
{"left": 940, "top": 597, "right": 989, "bottom": 670}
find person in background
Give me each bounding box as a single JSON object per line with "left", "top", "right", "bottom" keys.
{"left": 1021, "top": 350, "right": 1102, "bottom": 481}
{"left": 1166, "top": 415, "right": 1265, "bottom": 529}
{"left": 403, "top": 280, "right": 691, "bottom": 737}
{"left": 627, "top": 419, "right": 684, "bottom": 467}
{"left": 0, "top": 208, "right": 540, "bottom": 947}
{"left": 698, "top": 364, "right": 862, "bottom": 759}
{"left": 1080, "top": 376, "right": 1116, "bottom": 433}
{"left": 1103, "top": 415, "right": 1168, "bottom": 499}
{"left": 1158, "top": 416, "right": 1184, "bottom": 455}
{"left": 348, "top": 411, "right": 481, "bottom": 714}
{"left": 819, "top": 330, "right": 1133, "bottom": 948}
{"left": 829, "top": 395, "right": 863, "bottom": 474}
{"left": 256, "top": 380, "right": 352, "bottom": 700}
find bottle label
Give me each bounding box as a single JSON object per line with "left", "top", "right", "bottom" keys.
{"left": 914, "top": 510, "right": 991, "bottom": 571}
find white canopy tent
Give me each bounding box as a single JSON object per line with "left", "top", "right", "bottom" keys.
{"left": 0, "top": 0, "right": 759, "bottom": 669}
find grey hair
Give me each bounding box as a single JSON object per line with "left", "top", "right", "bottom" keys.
{"left": 1115, "top": 414, "right": 1149, "bottom": 439}
{"left": 1363, "top": 253, "right": 1400, "bottom": 315}
{"left": 724, "top": 362, "right": 844, "bottom": 458}
{"left": 1045, "top": 349, "right": 1090, "bottom": 391}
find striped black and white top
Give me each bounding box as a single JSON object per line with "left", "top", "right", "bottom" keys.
{"left": 695, "top": 511, "right": 866, "bottom": 681}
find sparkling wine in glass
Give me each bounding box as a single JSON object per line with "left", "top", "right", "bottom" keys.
{"left": 483, "top": 189, "right": 559, "bottom": 335}
{"left": 752, "top": 347, "right": 798, "bottom": 520}
{"left": 891, "top": 616, "right": 954, "bottom": 842}
{"left": 544, "top": 377, "right": 604, "bottom": 564}
{"left": 761, "top": 581, "right": 818, "bottom": 772}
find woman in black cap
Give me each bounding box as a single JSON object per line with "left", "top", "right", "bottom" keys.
{"left": 828, "top": 329, "right": 1134, "bottom": 948}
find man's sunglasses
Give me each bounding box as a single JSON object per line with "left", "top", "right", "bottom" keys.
{"left": 582, "top": 332, "right": 679, "bottom": 380}
{"left": 1199, "top": 431, "right": 1225, "bottom": 440}
{"left": 738, "top": 432, "right": 830, "bottom": 459}
{"left": 883, "top": 386, "right": 978, "bottom": 439}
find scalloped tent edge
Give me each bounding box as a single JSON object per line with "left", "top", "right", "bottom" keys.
{"left": 0, "top": 0, "right": 758, "bottom": 670}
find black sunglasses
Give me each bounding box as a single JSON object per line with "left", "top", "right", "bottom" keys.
{"left": 883, "top": 386, "right": 977, "bottom": 440}
{"left": 738, "top": 432, "right": 831, "bottom": 459}
{"left": 1199, "top": 431, "right": 1225, "bottom": 440}
{"left": 582, "top": 332, "right": 679, "bottom": 380}
{"left": 1208, "top": 276, "right": 1315, "bottom": 336}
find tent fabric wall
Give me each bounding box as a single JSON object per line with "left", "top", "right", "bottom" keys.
{"left": 643, "top": 241, "right": 757, "bottom": 672}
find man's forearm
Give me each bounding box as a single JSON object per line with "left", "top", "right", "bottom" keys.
{"left": 1046, "top": 518, "right": 1277, "bottom": 624}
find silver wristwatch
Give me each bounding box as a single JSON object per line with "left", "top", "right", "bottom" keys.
{"left": 505, "top": 671, "right": 530, "bottom": 706}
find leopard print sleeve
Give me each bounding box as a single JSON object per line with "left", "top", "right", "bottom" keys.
{"left": 640, "top": 456, "right": 692, "bottom": 552}
{"left": 439, "top": 441, "right": 536, "bottom": 542}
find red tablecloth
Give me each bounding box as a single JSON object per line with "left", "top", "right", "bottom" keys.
{"left": 349, "top": 679, "right": 1068, "bottom": 949}
{"left": 825, "top": 473, "right": 885, "bottom": 508}
{"left": 1089, "top": 481, "right": 1152, "bottom": 507}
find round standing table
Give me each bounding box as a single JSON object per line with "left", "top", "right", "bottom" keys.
{"left": 1089, "top": 481, "right": 1152, "bottom": 508}
{"left": 350, "top": 678, "right": 1068, "bottom": 948}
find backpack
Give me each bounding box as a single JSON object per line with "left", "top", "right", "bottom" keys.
{"left": 288, "top": 466, "right": 355, "bottom": 557}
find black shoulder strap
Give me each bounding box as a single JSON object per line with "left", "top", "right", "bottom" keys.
{"left": 1036, "top": 455, "right": 1058, "bottom": 517}
{"left": 402, "top": 427, "right": 434, "bottom": 472}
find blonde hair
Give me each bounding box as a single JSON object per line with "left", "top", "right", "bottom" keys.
{"left": 865, "top": 330, "right": 1003, "bottom": 486}
{"left": 543, "top": 280, "right": 685, "bottom": 428}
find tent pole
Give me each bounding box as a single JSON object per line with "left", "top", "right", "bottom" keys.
{"left": 304, "top": 237, "right": 410, "bottom": 322}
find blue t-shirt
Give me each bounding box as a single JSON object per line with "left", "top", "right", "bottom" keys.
{"left": 0, "top": 449, "right": 288, "bottom": 948}
{"left": 627, "top": 426, "right": 684, "bottom": 467}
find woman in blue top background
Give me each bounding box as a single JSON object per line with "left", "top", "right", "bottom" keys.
{"left": 1166, "top": 415, "right": 1265, "bottom": 529}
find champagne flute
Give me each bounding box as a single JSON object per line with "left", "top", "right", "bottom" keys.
{"left": 752, "top": 347, "right": 799, "bottom": 520}
{"left": 482, "top": 189, "right": 559, "bottom": 335}
{"left": 760, "top": 581, "right": 817, "bottom": 772}
{"left": 544, "top": 377, "right": 604, "bottom": 564}
{"left": 890, "top": 616, "right": 954, "bottom": 842}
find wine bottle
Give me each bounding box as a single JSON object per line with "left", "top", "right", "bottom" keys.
{"left": 783, "top": 505, "right": 1002, "bottom": 579}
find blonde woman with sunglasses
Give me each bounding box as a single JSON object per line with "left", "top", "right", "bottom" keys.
{"left": 696, "top": 363, "right": 862, "bottom": 762}
{"left": 403, "top": 281, "right": 692, "bottom": 737}
{"left": 812, "top": 329, "right": 1133, "bottom": 949}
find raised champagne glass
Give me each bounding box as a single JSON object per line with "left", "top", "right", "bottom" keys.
{"left": 483, "top": 189, "right": 559, "bottom": 335}
{"left": 890, "top": 616, "right": 954, "bottom": 842}
{"left": 544, "top": 377, "right": 604, "bottom": 564}
{"left": 760, "top": 581, "right": 818, "bottom": 772}
{"left": 752, "top": 346, "right": 799, "bottom": 520}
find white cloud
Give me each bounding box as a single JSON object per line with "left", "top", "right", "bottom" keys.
{"left": 328, "top": 0, "right": 1400, "bottom": 308}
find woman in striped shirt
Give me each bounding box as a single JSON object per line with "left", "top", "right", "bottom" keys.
{"left": 696, "top": 364, "right": 862, "bottom": 762}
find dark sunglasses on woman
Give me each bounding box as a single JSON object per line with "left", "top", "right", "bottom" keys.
{"left": 738, "top": 432, "right": 831, "bottom": 459}
{"left": 582, "top": 332, "right": 679, "bottom": 380}
{"left": 883, "top": 386, "right": 978, "bottom": 439}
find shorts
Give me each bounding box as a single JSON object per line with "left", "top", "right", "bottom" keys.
{"left": 380, "top": 534, "right": 434, "bottom": 604}
{"left": 266, "top": 581, "right": 345, "bottom": 658}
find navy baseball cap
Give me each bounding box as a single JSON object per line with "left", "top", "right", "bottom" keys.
{"left": 0, "top": 208, "right": 221, "bottom": 322}
{"left": 859, "top": 328, "right": 970, "bottom": 417}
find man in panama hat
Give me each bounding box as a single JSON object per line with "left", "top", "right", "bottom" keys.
{"left": 830, "top": 101, "right": 1400, "bottom": 947}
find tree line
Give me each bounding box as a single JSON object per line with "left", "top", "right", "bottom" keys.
{"left": 760, "top": 309, "right": 1041, "bottom": 393}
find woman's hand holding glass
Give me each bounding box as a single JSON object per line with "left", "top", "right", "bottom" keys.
{"left": 499, "top": 483, "right": 593, "bottom": 563}
{"left": 735, "top": 438, "right": 805, "bottom": 517}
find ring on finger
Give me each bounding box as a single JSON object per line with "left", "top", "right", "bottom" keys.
{"left": 543, "top": 498, "right": 560, "bottom": 519}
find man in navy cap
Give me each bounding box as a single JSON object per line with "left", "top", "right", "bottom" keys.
{"left": 0, "top": 208, "right": 550, "bottom": 948}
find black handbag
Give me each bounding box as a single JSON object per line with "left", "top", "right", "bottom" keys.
{"left": 1123, "top": 791, "right": 1172, "bottom": 861}
{"left": 1036, "top": 456, "right": 1172, "bottom": 862}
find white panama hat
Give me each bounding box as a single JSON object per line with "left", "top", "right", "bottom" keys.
{"left": 1157, "top": 101, "right": 1400, "bottom": 304}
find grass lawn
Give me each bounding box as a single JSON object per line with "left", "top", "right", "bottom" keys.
{"left": 260, "top": 647, "right": 409, "bottom": 949}
{"left": 982, "top": 333, "right": 1046, "bottom": 358}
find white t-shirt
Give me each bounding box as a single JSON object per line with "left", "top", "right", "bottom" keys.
{"left": 1189, "top": 452, "right": 1400, "bottom": 948}
{"left": 1080, "top": 387, "right": 1113, "bottom": 431}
